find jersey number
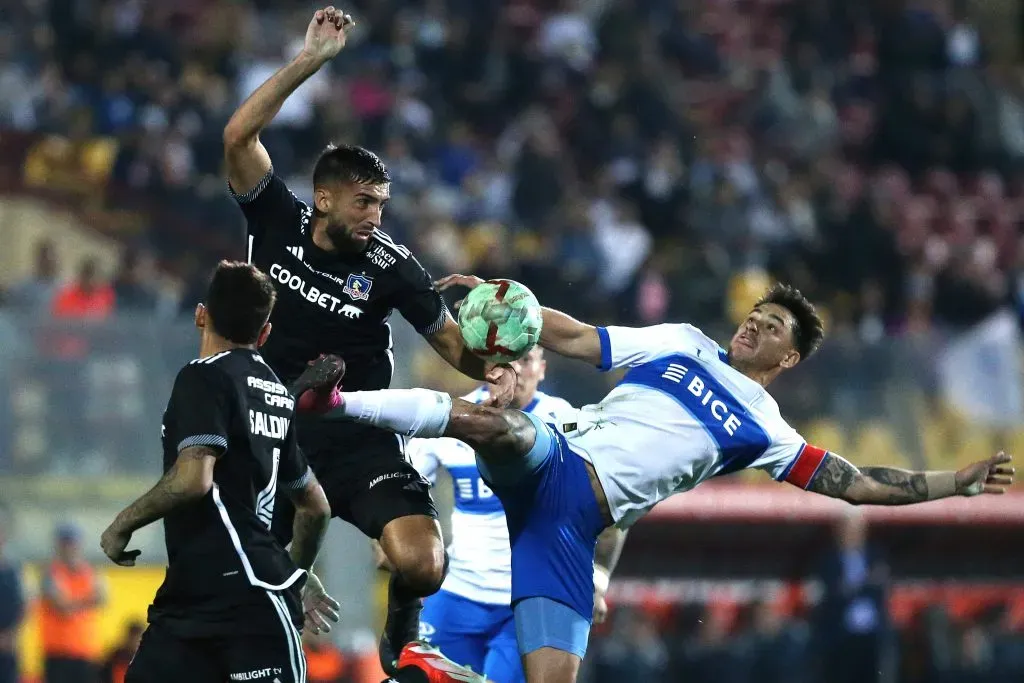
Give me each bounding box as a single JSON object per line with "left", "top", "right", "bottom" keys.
{"left": 256, "top": 448, "right": 280, "bottom": 530}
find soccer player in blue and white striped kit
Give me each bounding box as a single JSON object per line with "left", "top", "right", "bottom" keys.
{"left": 301, "top": 279, "right": 1013, "bottom": 683}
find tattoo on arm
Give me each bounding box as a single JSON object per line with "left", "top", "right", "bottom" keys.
{"left": 805, "top": 454, "right": 858, "bottom": 498}
{"left": 289, "top": 475, "right": 330, "bottom": 571}
{"left": 806, "top": 453, "right": 930, "bottom": 505}
{"left": 112, "top": 446, "right": 218, "bottom": 534}
{"left": 860, "top": 467, "right": 928, "bottom": 502}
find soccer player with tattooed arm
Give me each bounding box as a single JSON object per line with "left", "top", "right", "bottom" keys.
{"left": 293, "top": 275, "right": 1015, "bottom": 683}
{"left": 222, "top": 7, "right": 516, "bottom": 679}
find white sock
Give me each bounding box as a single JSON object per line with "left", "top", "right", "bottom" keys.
{"left": 329, "top": 389, "right": 452, "bottom": 438}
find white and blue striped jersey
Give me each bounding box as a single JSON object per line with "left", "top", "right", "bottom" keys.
{"left": 565, "top": 323, "right": 824, "bottom": 529}
{"left": 407, "top": 387, "right": 576, "bottom": 605}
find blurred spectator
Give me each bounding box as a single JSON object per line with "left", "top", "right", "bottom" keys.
{"left": 592, "top": 608, "right": 669, "bottom": 683}
{"left": 0, "top": 504, "right": 23, "bottom": 683}
{"left": 7, "top": 241, "right": 59, "bottom": 313}
{"left": 52, "top": 259, "right": 115, "bottom": 320}
{"left": 814, "top": 512, "right": 895, "bottom": 683}
{"left": 100, "top": 621, "right": 144, "bottom": 683}
{"left": 303, "top": 630, "right": 351, "bottom": 683}
{"left": 40, "top": 523, "right": 107, "bottom": 683}
{"left": 111, "top": 250, "right": 158, "bottom": 312}
{"left": 734, "top": 599, "right": 811, "bottom": 683}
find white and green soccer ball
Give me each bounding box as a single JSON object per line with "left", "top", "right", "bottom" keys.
{"left": 457, "top": 280, "right": 543, "bottom": 363}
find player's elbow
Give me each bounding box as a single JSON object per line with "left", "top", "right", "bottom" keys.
{"left": 294, "top": 481, "right": 332, "bottom": 521}
{"left": 222, "top": 122, "right": 256, "bottom": 153}
{"left": 178, "top": 471, "right": 214, "bottom": 499}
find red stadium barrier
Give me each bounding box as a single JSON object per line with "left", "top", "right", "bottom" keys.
{"left": 642, "top": 484, "right": 1024, "bottom": 525}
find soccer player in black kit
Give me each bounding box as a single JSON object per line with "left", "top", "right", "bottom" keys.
{"left": 99, "top": 261, "right": 340, "bottom": 682}
{"left": 222, "top": 6, "right": 517, "bottom": 675}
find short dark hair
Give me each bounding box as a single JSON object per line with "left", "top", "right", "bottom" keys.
{"left": 204, "top": 261, "right": 276, "bottom": 344}
{"left": 313, "top": 144, "right": 390, "bottom": 187}
{"left": 756, "top": 283, "right": 824, "bottom": 360}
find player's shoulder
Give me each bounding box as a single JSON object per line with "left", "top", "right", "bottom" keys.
{"left": 172, "top": 352, "right": 235, "bottom": 398}
{"left": 232, "top": 170, "right": 313, "bottom": 230}
{"left": 370, "top": 230, "right": 413, "bottom": 261}
{"left": 180, "top": 349, "right": 267, "bottom": 386}
{"left": 675, "top": 322, "right": 721, "bottom": 350}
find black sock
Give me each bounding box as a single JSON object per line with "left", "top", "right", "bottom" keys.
{"left": 388, "top": 572, "right": 421, "bottom": 607}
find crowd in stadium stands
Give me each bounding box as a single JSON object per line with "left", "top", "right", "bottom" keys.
{"left": 0, "top": 0, "right": 1022, "bottom": 341}
{"left": 585, "top": 597, "right": 1024, "bottom": 683}
{"left": 1, "top": 2, "right": 1023, "bottom": 680}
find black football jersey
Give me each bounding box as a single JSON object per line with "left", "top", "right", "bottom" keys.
{"left": 148, "top": 348, "right": 311, "bottom": 636}
{"left": 231, "top": 170, "right": 450, "bottom": 391}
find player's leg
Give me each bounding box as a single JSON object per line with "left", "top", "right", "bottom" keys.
{"left": 486, "top": 414, "right": 605, "bottom": 683}
{"left": 290, "top": 353, "right": 536, "bottom": 462}
{"left": 484, "top": 610, "right": 526, "bottom": 683}
{"left": 124, "top": 624, "right": 219, "bottom": 683}
{"left": 418, "top": 590, "right": 490, "bottom": 674}
{"left": 344, "top": 437, "right": 446, "bottom": 674}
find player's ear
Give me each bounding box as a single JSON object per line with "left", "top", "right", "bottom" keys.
{"left": 256, "top": 322, "right": 272, "bottom": 348}
{"left": 780, "top": 349, "right": 800, "bottom": 369}
{"left": 313, "top": 187, "right": 332, "bottom": 214}
{"left": 194, "top": 303, "right": 206, "bottom": 330}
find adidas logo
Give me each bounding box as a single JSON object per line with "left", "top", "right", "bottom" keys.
{"left": 286, "top": 246, "right": 305, "bottom": 261}
{"left": 403, "top": 482, "right": 425, "bottom": 493}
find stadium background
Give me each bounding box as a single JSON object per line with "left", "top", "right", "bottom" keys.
{"left": 2, "top": 0, "right": 1024, "bottom": 681}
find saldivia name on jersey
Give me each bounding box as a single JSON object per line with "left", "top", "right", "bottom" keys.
{"left": 246, "top": 375, "right": 292, "bottom": 439}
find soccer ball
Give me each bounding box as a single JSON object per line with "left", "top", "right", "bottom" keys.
{"left": 457, "top": 280, "right": 543, "bottom": 363}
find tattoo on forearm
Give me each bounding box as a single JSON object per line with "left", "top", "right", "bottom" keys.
{"left": 860, "top": 467, "right": 928, "bottom": 502}
{"left": 114, "top": 446, "right": 219, "bottom": 533}
{"left": 806, "top": 454, "right": 858, "bottom": 498}
{"left": 806, "top": 453, "right": 932, "bottom": 505}
{"left": 290, "top": 509, "right": 328, "bottom": 571}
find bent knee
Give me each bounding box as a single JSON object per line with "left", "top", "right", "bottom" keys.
{"left": 449, "top": 404, "right": 533, "bottom": 458}
{"left": 390, "top": 541, "right": 447, "bottom": 594}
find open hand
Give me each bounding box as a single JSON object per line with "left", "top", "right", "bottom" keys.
{"left": 955, "top": 451, "right": 1014, "bottom": 496}
{"left": 302, "top": 572, "right": 341, "bottom": 635}
{"left": 100, "top": 525, "right": 141, "bottom": 566}
{"left": 302, "top": 7, "right": 355, "bottom": 65}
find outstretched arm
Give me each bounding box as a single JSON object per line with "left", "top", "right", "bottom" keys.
{"left": 806, "top": 451, "right": 1014, "bottom": 505}
{"left": 223, "top": 7, "right": 353, "bottom": 193}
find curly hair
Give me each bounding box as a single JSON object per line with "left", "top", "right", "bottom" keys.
{"left": 756, "top": 283, "right": 825, "bottom": 360}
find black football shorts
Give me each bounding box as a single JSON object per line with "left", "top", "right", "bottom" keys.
{"left": 273, "top": 423, "right": 437, "bottom": 544}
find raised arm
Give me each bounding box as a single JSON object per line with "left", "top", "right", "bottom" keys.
{"left": 805, "top": 450, "right": 1014, "bottom": 505}
{"left": 223, "top": 7, "right": 353, "bottom": 194}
